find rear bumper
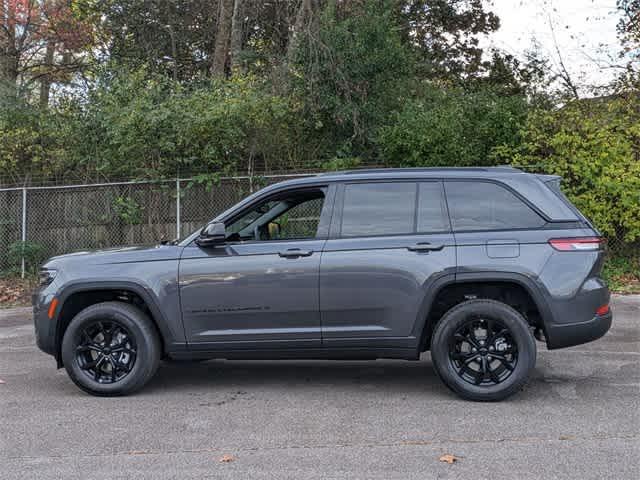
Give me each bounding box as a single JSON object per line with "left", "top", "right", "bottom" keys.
{"left": 545, "top": 310, "right": 612, "bottom": 350}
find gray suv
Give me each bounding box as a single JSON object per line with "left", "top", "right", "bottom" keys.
{"left": 33, "top": 167, "right": 612, "bottom": 400}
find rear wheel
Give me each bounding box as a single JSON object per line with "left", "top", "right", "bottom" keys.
{"left": 61, "top": 302, "right": 161, "bottom": 396}
{"left": 430, "top": 299, "right": 536, "bottom": 401}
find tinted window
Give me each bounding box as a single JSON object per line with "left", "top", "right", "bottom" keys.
{"left": 417, "top": 182, "right": 449, "bottom": 233}
{"left": 445, "top": 181, "right": 545, "bottom": 231}
{"left": 226, "top": 190, "right": 325, "bottom": 241}
{"left": 274, "top": 197, "right": 324, "bottom": 239}
{"left": 341, "top": 183, "right": 416, "bottom": 237}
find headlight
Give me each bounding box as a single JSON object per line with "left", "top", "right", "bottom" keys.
{"left": 39, "top": 268, "right": 57, "bottom": 287}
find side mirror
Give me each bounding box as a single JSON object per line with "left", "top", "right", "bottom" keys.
{"left": 196, "top": 222, "right": 226, "bottom": 248}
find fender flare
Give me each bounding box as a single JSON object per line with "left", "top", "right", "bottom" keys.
{"left": 54, "top": 280, "right": 180, "bottom": 362}
{"left": 411, "top": 271, "right": 554, "bottom": 350}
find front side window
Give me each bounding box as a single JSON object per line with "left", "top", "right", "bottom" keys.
{"left": 445, "top": 181, "right": 545, "bottom": 231}
{"left": 226, "top": 189, "right": 325, "bottom": 241}
{"left": 341, "top": 182, "right": 416, "bottom": 237}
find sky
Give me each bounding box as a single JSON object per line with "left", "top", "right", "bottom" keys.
{"left": 482, "top": 0, "right": 622, "bottom": 94}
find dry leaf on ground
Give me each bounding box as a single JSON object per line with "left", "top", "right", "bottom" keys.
{"left": 219, "top": 454, "right": 235, "bottom": 463}
{"left": 439, "top": 454, "right": 459, "bottom": 464}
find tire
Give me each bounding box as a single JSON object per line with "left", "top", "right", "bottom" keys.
{"left": 61, "top": 301, "right": 161, "bottom": 396}
{"left": 430, "top": 299, "right": 536, "bottom": 402}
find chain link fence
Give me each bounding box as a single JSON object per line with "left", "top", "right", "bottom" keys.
{"left": 0, "top": 174, "right": 312, "bottom": 277}
{"left": 0, "top": 172, "right": 635, "bottom": 277}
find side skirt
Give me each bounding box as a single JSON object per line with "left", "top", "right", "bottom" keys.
{"left": 167, "top": 347, "right": 420, "bottom": 362}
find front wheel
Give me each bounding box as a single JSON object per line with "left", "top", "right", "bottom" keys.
{"left": 61, "top": 302, "right": 161, "bottom": 396}
{"left": 430, "top": 299, "right": 536, "bottom": 401}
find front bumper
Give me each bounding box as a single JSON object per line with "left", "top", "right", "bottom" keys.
{"left": 32, "top": 287, "right": 57, "bottom": 357}
{"left": 545, "top": 310, "right": 612, "bottom": 350}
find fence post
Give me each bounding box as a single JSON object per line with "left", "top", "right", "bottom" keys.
{"left": 21, "top": 187, "right": 27, "bottom": 279}
{"left": 175, "top": 178, "right": 181, "bottom": 239}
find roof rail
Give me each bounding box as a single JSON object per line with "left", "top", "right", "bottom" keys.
{"left": 320, "top": 166, "right": 523, "bottom": 175}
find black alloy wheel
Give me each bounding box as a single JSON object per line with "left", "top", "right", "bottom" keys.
{"left": 430, "top": 299, "right": 536, "bottom": 401}
{"left": 62, "top": 301, "right": 161, "bottom": 396}
{"left": 76, "top": 320, "right": 137, "bottom": 384}
{"left": 449, "top": 317, "right": 518, "bottom": 386}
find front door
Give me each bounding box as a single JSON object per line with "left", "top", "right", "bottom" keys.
{"left": 179, "top": 186, "right": 332, "bottom": 350}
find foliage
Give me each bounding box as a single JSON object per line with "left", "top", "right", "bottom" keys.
{"left": 113, "top": 196, "right": 142, "bottom": 225}
{"left": 6, "top": 241, "right": 47, "bottom": 276}
{"left": 293, "top": 0, "right": 416, "bottom": 159}
{"left": 55, "top": 68, "right": 302, "bottom": 180}
{"left": 495, "top": 95, "right": 640, "bottom": 244}
{"left": 603, "top": 253, "right": 640, "bottom": 293}
{"left": 377, "top": 86, "right": 528, "bottom": 167}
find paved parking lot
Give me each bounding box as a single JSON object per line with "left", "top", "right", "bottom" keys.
{"left": 1, "top": 296, "right": 639, "bottom": 479}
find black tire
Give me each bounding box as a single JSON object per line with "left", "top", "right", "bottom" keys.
{"left": 430, "top": 299, "right": 536, "bottom": 402}
{"left": 61, "top": 301, "right": 161, "bottom": 396}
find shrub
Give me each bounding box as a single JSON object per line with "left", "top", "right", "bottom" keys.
{"left": 6, "top": 241, "right": 47, "bottom": 276}
{"left": 495, "top": 95, "right": 640, "bottom": 244}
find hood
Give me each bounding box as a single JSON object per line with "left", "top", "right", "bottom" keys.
{"left": 43, "top": 244, "right": 184, "bottom": 269}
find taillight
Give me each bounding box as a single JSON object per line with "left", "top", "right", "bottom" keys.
{"left": 549, "top": 237, "right": 604, "bottom": 251}
{"left": 595, "top": 304, "right": 610, "bottom": 316}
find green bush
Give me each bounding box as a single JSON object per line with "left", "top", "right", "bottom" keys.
{"left": 495, "top": 96, "right": 640, "bottom": 244}
{"left": 6, "top": 241, "right": 47, "bottom": 276}
{"left": 376, "top": 87, "right": 528, "bottom": 167}
{"left": 603, "top": 253, "right": 640, "bottom": 293}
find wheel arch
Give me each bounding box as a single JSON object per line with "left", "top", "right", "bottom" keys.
{"left": 54, "top": 281, "right": 174, "bottom": 367}
{"left": 414, "top": 272, "right": 554, "bottom": 352}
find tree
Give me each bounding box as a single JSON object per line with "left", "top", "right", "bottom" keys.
{"left": 0, "top": 0, "right": 94, "bottom": 103}
{"left": 212, "top": 0, "right": 233, "bottom": 76}
{"left": 616, "top": 0, "right": 639, "bottom": 89}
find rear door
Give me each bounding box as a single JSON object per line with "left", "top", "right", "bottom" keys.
{"left": 319, "top": 180, "right": 456, "bottom": 348}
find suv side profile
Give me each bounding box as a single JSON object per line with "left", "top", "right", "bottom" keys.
{"left": 33, "top": 167, "right": 612, "bottom": 401}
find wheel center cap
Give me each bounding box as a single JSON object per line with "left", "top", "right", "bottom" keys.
{"left": 103, "top": 347, "right": 111, "bottom": 354}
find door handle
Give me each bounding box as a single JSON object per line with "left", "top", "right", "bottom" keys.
{"left": 278, "top": 248, "right": 313, "bottom": 258}
{"left": 407, "top": 242, "right": 444, "bottom": 252}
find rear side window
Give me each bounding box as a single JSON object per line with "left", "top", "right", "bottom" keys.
{"left": 445, "top": 181, "right": 545, "bottom": 231}
{"left": 341, "top": 183, "right": 416, "bottom": 237}
{"left": 340, "top": 181, "right": 449, "bottom": 237}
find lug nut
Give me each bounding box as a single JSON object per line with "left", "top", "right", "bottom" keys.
{"left": 489, "top": 346, "right": 494, "bottom": 351}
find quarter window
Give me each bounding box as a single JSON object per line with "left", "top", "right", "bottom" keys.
{"left": 445, "top": 181, "right": 545, "bottom": 231}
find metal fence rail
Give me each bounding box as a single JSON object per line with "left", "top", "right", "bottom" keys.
{"left": 0, "top": 172, "right": 634, "bottom": 278}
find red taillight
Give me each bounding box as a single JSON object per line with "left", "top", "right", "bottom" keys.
{"left": 595, "top": 304, "right": 610, "bottom": 316}
{"left": 549, "top": 237, "right": 604, "bottom": 251}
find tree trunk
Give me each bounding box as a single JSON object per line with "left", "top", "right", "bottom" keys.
{"left": 287, "top": 0, "right": 316, "bottom": 62}
{"left": 39, "top": 41, "right": 56, "bottom": 107}
{"left": 0, "top": 2, "right": 19, "bottom": 90}
{"left": 229, "top": 0, "right": 245, "bottom": 72}
{"left": 211, "top": 0, "right": 234, "bottom": 77}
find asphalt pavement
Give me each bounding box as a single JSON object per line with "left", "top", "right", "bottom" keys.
{"left": 1, "top": 296, "right": 639, "bottom": 479}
